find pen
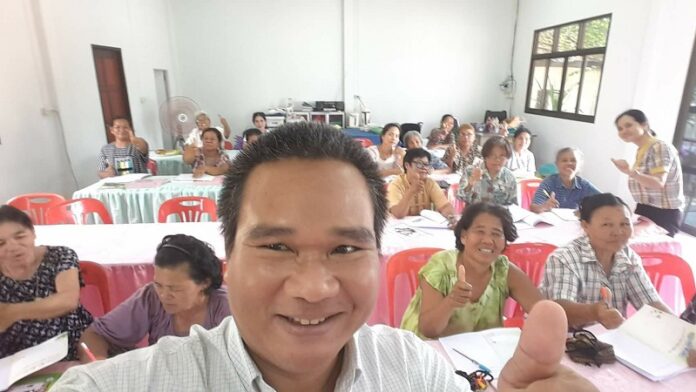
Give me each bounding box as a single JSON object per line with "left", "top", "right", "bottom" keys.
{"left": 80, "top": 342, "right": 98, "bottom": 362}
{"left": 452, "top": 348, "right": 491, "bottom": 373}
{"left": 542, "top": 189, "right": 552, "bottom": 199}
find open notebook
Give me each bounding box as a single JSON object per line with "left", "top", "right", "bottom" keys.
{"left": 507, "top": 205, "right": 576, "bottom": 227}
{"left": 0, "top": 332, "right": 68, "bottom": 391}
{"left": 600, "top": 305, "right": 696, "bottom": 381}
{"left": 400, "top": 210, "right": 450, "bottom": 229}
{"left": 439, "top": 327, "right": 521, "bottom": 378}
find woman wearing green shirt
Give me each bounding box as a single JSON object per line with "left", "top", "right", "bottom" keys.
{"left": 401, "top": 202, "right": 542, "bottom": 338}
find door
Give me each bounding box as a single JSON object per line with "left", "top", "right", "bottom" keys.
{"left": 154, "top": 69, "right": 172, "bottom": 149}
{"left": 92, "top": 45, "right": 131, "bottom": 143}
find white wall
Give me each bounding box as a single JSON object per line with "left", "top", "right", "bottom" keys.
{"left": 0, "top": 0, "right": 77, "bottom": 202}
{"left": 352, "top": 0, "right": 515, "bottom": 131}
{"left": 511, "top": 0, "right": 696, "bottom": 206}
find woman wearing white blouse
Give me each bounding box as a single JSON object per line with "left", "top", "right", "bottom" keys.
{"left": 506, "top": 128, "right": 536, "bottom": 175}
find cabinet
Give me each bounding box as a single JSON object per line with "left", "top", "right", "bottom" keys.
{"left": 310, "top": 111, "right": 345, "bottom": 128}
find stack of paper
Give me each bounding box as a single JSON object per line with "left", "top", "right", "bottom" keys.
{"left": 0, "top": 332, "right": 68, "bottom": 390}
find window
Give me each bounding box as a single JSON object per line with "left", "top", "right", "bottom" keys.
{"left": 525, "top": 14, "right": 611, "bottom": 123}
{"left": 674, "top": 37, "right": 696, "bottom": 235}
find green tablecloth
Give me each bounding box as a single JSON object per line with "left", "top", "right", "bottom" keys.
{"left": 149, "top": 150, "right": 240, "bottom": 176}
{"left": 73, "top": 176, "right": 223, "bottom": 224}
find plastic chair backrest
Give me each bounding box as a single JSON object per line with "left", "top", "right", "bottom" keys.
{"left": 45, "top": 198, "right": 113, "bottom": 225}
{"left": 79, "top": 261, "right": 111, "bottom": 317}
{"left": 386, "top": 247, "right": 443, "bottom": 326}
{"left": 354, "top": 138, "right": 373, "bottom": 148}
{"left": 447, "top": 183, "right": 466, "bottom": 214}
{"left": 7, "top": 193, "right": 66, "bottom": 225}
{"left": 519, "top": 178, "right": 542, "bottom": 210}
{"left": 147, "top": 159, "right": 158, "bottom": 175}
{"left": 638, "top": 252, "right": 696, "bottom": 312}
{"left": 223, "top": 140, "right": 233, "bottom": 150}
{"left": 158, "top": 196, "right": 218, "bottom": 223}
{"left": 503, "top": 242, "right": 556, "bottom": 317}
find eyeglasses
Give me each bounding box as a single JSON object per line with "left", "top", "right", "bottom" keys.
{"left": 410, "top": 161, "right": 431, "bottom": 170}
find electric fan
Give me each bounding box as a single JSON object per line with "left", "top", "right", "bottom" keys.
{"left": 158, "top": 96, "right": 201, "bottom": 150}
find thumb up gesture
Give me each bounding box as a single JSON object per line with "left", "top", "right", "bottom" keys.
{"left": 448, "top": 265, "right": 473, "bottom": 307}
{"left": 595, "top": 287, "right": 624, "bottom": 329}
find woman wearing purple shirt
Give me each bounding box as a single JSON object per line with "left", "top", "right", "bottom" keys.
{"left": 78, "top": 234, "right": 230, "bottom": 361}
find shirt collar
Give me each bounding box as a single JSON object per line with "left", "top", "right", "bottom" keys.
{"left": 554, "top": 174, "right": 581, "bottom": 190}
{"left": 576, "top": 235, "right": 636, "bottom": 273}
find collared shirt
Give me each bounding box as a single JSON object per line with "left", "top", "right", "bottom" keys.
{"left": 98, "top": 143, "right": 148, "bottom": 174}
{"left": 629, "top": 136, "right": 685, "bottom": 210}
{"left": 387, "top": 174, "right": 450, "bottom": 216}
{"left": 505, "top": 149, "right": 536, "bottom": 174}
{"left": 532, "top": 174, "right": 601, "bottom": 210}
{"left": 541, "top": 236, "right": 661, "bottom": 316}
{"left": 457, "top": 163, "right": 517, "bottom": 206}
{"left": 52, "top": 317, "right": 469, "bottom": 391}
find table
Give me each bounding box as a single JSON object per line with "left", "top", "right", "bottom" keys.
{"left": 72, "top": 176, "right": 223, "bottom": 224}
{"left": 34, "top": 219, "right": 681, "bottom": 325}
{"left": 149, "top": 150, "right": 240, "bottom": 175}
{"left": 426, "top": 325, "right": 696, "bottom": 392}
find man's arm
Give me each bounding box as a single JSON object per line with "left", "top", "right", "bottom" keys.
{"left": 388, "top": 180, "right": 422, "bottom": 219}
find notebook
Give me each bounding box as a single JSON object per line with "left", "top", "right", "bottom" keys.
{"left": 600, "top": 305, "right": 696, "bottom": 381}
{"left": 507, "top": 205, "right": 564, "bottom": 227}
{"left": 0, "top": 333, "right": 68, "bottom": 391}
{"left": 401, "top": 210, "right": 450, "bottom": 229}
{"left": 439, "top": 327, "right": 521, "bottom": 378}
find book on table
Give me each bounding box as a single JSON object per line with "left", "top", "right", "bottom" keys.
{"left": 507, "top": 205, "right": 573, "bottom": 227}
{"left": 0, "top": 332, "right": 68, "bottom": 391}
{"left": 600, "top": 305, "right": 696, "bottom": 381}
{"left": 439, "top": 327, "right": 521, "bottom": 379}
{"left": 401, "top": 210, "right": 450, "bottom": 229}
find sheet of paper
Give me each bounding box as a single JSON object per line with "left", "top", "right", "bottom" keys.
{"left": 171, "top": 173, "right": 216, "bottom": 182}
{"left": 551, "top": 208, "right": 578, "bottom": 221}
{"left": 507, "top": 204, "right": 532, "bottom": 223}
{"left": 439, "top": 328, "right": 521, "bottom": 378}
{"left": 0, "top": 332, "right": 68, "bottom": 390}
{"left": 100, "top": 173, "right": 150, "bottom": 184}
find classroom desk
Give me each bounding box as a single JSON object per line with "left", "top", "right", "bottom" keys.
{"left": 426, "top": 324, "right": 696, "bottom": 392}
{"left": 72, "top": 176, "right": 223, "bottom": 224}
{"left": 34, "top": 219, "right": 681, "bottom": 325}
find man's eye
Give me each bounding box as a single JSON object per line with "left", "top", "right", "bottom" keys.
{"left": 332, "top": 245, "right": 359, "bottom": 255}
{"left": 263, "top": 243, "right": 290, "bottom": 251}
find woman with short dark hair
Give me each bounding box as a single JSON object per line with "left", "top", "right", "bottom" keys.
{"left": 183, "top": 127, "right": 231, "bottom": 177}
{"left": 78, "top": 234, "right": 230, "bottom": 362}
{"left": 457, "top": 136, "right": 517, "bottom": 205}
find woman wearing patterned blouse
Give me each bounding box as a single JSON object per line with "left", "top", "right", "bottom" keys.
{"left": 443, "top": 123, "right": 482, "bottom": 174}
{"left": 0, "top": 205, "right": 93, "bottom": 360}
{"left": 457, "top": 136, "right": 517, "bottom": 205}
{"left": 183, "top": 128, "right": 231, "bottom": 178}
{"left": 611, "top": 109, "right": 685, "bottom": 236}
{"left": 427, "top": 114, "right": 456, "bottom": 150}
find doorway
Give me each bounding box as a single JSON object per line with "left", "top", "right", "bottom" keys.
{"left": 92, "top": 45, "right": 131, "bottom": 143}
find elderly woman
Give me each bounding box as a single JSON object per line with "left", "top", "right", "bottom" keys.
{"left": 457, "top": 136, "right": 517, "bottom": 205}
{"left": 366, "top": 123, "right": 406, "bottom": 177}
{"left": 541, "top": 193, "right": 671, "bottom": 329}
{"left": 427, "top": 114, "right": 456, "bottom": 150}
{"left": 79, "top": 234, "right": 230, "bottom": 361}
{"left": 0, "top": 205, "right": 93, "bottom": 359}
{"left": 443, "top": 123, "right": 482, "bottom": 174}
{"left": 252, "top": 112, "right": 268, "bottom": 134}
{"left": 506, "top": 128, "right": 536, "bottom": 175}
{"left": 401, "top": 202, "right": 541, "bottom": 338}
{"left": 185, "top": 111, "right": 231, "bottom": 147}
{"left": 531, "top": 147, "right": 600, "bottom": 213}
{"left": 402, "top": 130, "right": 450, "bottom": 173}
{"left": 183, "top": 128, "right": 231, "bottom": 177}
{"left": 611, "top": 109, "right": 685, "bottom": 236}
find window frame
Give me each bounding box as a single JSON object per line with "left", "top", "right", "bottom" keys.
{"left": 524, "top": 14, "right": 612, "bottom": 123}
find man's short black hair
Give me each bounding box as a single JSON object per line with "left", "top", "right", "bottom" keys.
{"left": 243, "top": 128, "right": 262, "bottom": 142}
{"left": 218, "top": 122, "right": 388, "bottom": 253}
{"left": 403, "top": 148, "right": 431, "bottom": 173}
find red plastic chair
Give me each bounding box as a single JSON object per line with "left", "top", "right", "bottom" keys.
{"left": 7, "top": 193, "right": 66, "bottom": 225}
{"left": 223, "top": 140, "right": 234, "bottom": 150}
{"left": 45, "top": 198, "right": 113, "bottom": 225}
{"left": 79, "top": 261, "right": 112, "bottom": 317}
{"left": 638, "top": 252, "right": 696, "bottom": 313}
{"left": 354, "top": 138, "right": 373, "bottom": 147}
{"left": 447, "top": 183, "right": 466, "bottom": 214}
{"left": 503, "top": 242, "right": 557, "bottom": 319}
{"left": 147, "top": 159, "right": 158, "bottom": 175}
{"left": 519, "top": 178, "right": 542, "bottom": 210}
{"left": 158, "top": 196, "right": 218, "bottom": 223}
{"left": 386, "top": 247, "right": 443, "bottom": 327}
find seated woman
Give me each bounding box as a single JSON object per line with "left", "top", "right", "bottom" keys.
{"left": 427, "top": 114, "right": 456, "bottom": 150}
{"left": 243, "top": 128, "right": 262, "bottom": 148}
{"left": 506, "top": 128, "right": 536, "bottom": 175}
{"left": 366, "top": 123, "right": 406, "bottom": 177}
{"left": 0, "top": 205, "right": 93, "bottom": 360}
{"left": 185, "top": 111, "right": 231, "bottom": 147}
{"left": 531, "top": 147, "right": 601, "bottom": 213}
{"left": 400, "top": 202, "right": 541, "bottom": 338}
{"left": 252, "top": 112, "right": 268, "bottom": 134}
{"left": 443, "top": 123, "right": 482, "bottom": 174}
{"left": 540, "top": 193, "right": 671, "bottom": 330}
{"left": 183, "top": 128, "right": 231, "bottom": 177}
{"left": 79, "top": 234, "right": 229, "bottom": 361}
{"left": 457, "top": 136, "right": 517, "bottom": 205}
{"left": 402, "top": 130, "right": 450, "bottom": 173}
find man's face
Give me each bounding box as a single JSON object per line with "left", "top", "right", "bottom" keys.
{"left": 406, "top": 157, "right": 430, "bottom": 180}
{"left": 225, "top": 158, "right": 379, "bottom": 377}
{"left": 110, "top": 119, "right": 131, "bottom": 141}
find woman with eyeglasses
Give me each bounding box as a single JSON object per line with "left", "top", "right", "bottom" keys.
{"left": 78, "top": 234, "right": 230, "bottom": 362}
{"left": 387, "top": 148, "right": 457, "bottom": 225}
{"left": 457, "top": 136, "right": 517, "bottom": 206}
